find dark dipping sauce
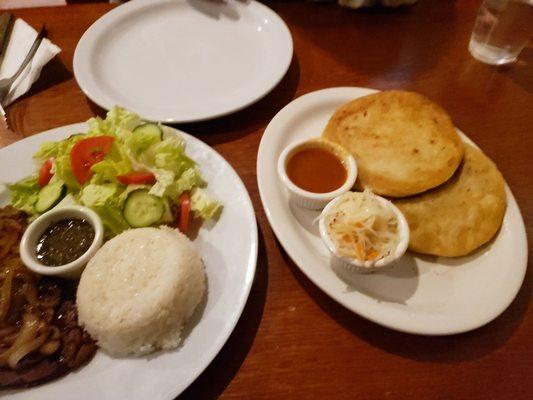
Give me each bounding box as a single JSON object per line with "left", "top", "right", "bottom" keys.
{"left": 287, "top": 147, "right": 347, "bottom": 193}
{"left": 36, "top": 218, "right": 95, "bottom": 266}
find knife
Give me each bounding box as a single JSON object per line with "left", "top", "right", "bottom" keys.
{"left": 0, "top": 13, "right": 14, "bottom": 72}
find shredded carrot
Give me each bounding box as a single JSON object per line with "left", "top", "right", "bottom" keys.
{"left": 354, "top": 242, "right": 364, "bottom": 260}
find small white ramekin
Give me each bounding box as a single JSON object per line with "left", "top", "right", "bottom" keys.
{"left": 20, "top": 205, "right": 104, "bottom": 279}
{"left": 277, "top": 138, "right": 357, "bottom": 210}
{"left": 318, "top": 193, "right": 410, "bottom": 273}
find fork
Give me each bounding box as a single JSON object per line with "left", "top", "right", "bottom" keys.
{"left": 0, "top": 26, "right": 45, "bottom": 106}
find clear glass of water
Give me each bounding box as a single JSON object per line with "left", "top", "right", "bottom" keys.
{"left": 469, "top": 0, "right": 533, "bottom": 65}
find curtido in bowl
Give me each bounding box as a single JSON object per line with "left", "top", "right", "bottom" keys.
{"left": 277, "top": 138, "right": 357, "bottom": 210}
{"left": 318, "top": 190, "right": 409, "bottom": 273}
{"left": 20, "top": 205, "right": 104, "bottom": 279}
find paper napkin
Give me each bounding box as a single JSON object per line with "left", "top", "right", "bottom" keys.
{"left": 1, "top": 1, "right": 66, "bottom": 10}
{"left": 0, "top": 18, "right": 61, "bottom": 119}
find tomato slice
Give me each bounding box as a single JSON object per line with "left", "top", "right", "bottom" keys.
{"left": 179, "top": 192, "right": 191, "bottom": 233}
{"left": 38, "top": 158, "right": 54, "bottom": 187}
{"left": 117, "top": 172, "right": 156, "bottom": 185}
{"left": 70, "top": 136, "right": 115, "bottom": 184}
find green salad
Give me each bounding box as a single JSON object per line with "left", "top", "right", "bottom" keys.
{"left": 9, "top": 107, "right": 221, "bottom": 237}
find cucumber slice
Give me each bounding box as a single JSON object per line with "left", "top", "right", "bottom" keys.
{"left": 133, "top": 123, "right": 163, "bottom": 141}
{"left": 123, "top": 189, "right": 165, "bottom": 228}
{"left": 160, "top": 198, "right": 174, "bottom": 223}
{"left": 35, "top": 183, "right": 66, "bottom": 213}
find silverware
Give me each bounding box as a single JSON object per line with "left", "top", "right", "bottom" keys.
{"left": 0, "top": 25, "right": 45, "bottom": 107}
{"left": 0, "top": 13, "right": 14, "bottom": 70}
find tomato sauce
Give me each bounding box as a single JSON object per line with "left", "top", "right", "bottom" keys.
{"left": 286, "top": 147, "right": 347, "bottom": 193}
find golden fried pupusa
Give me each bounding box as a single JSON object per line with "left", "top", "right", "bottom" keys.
{"left": 394, "top": 144, "right": 506, "bottom": 257}
{"left": 322, "top": 91, "right": 464, "bottom": 197}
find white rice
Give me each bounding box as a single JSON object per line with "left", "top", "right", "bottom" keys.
{"left": 76, "top": 226, "right": 206, "bottom": 357}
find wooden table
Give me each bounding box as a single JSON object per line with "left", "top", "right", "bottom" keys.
{"left": 3, "top": 1, "right": 532, "bottom": 399}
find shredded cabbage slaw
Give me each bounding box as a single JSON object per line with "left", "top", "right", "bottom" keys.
{"left": 323, "top": 190, "right": 399, "bottom": 261}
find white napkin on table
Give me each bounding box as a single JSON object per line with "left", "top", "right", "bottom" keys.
{"left": 0, "top": 18, "right": 61, "bottom": 120}
{"left": 1, "top": 0, "right": 66, "bottom": 9}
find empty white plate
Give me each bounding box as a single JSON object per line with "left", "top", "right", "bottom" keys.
{"left": 257, "top": 87, "right": 528, "bottom": 335}
{"left": 74, "top": 0, "right": 293, "bottom": 123}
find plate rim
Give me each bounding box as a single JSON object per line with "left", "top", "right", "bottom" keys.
{"left": 1, "top": 122, "right": 258, "bottom": 399}
{"left": 256, "top": 86, "right": 528, "bottom": 336}
{"left": 73, "top": 0, "right": 294, "bottom": 123}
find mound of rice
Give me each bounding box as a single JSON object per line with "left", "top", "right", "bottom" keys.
{"left": 76, "top": 226, "right": 205, "bottom": 357}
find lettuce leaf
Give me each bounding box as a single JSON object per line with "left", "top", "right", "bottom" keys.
{"left": 79, "top": 183, "right": 129, "bottom": 237}
{"left": 123, "top": 127, "right": 162, "bottom": 159}
{"left": 93, "top": 206, "right": 130, "bottom": 238}
{"left": 87, "top": 107, "right": 140, "bottom": 138}
{"left": 33, "top": 141, "right": 59, "bottom": 160}
{"left": 149, "top": 168, "right": 175, "bottom": 198}
{"left": 90, "top": 142, "right": 132, "bottom": 184}
{"left": 8, "top": 176, "right": 40, "bottom": 215}
{"left": 149, "top": 167, "right": 205, "bottom": 200}
{"left": 140, "top": 136, "right": 195, "bottom": 176}
{"left": 90, "top": 158, "right": 131, "bottom": 184}
{"left": 167, "top": 167, "right": 205, "bottom": 199}
{"left": 33, "top": 134, "right": 85, "bottom": 161}
{"left": 190, "top": 188, "right": 222, "bottom": 220}
{"left": 54, "top": 155, "right": 80, "bottom": 192}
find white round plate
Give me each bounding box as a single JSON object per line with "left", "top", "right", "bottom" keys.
{"left": 73, "top": 0, "right": 293, "bottom": 123}
{"left": 0, "top": 123, "right": 257, "bottom": 399}
{"left": 257, "top": 87, "right": 528, "bottom": 335}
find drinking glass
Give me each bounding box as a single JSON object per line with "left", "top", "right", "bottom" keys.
{"left": 469, "top": 0, "right": 533, "bottom": 65}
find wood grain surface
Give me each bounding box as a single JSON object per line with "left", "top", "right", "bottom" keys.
{"left": 2, "top": 1, "right": 532, "bottom": 399}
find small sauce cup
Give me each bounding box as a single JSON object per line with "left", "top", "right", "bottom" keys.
{"left": 20, "top": 205, "right": 104, "bottom": 279}
{"left": 318, "top": 193, "right": 410, "bottom": 273}
{"left": 277, "top": 138, "right": 357, "bottom": 210}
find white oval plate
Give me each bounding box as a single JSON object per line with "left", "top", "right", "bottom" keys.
{"left": 73, "top": 0, "right": 293, "bottom": 123}
{"left": 1, "top": 123, "right": 257, "bottom": 399}
{"left": 257, "top": 87, "right": 528, "bottom": 335}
